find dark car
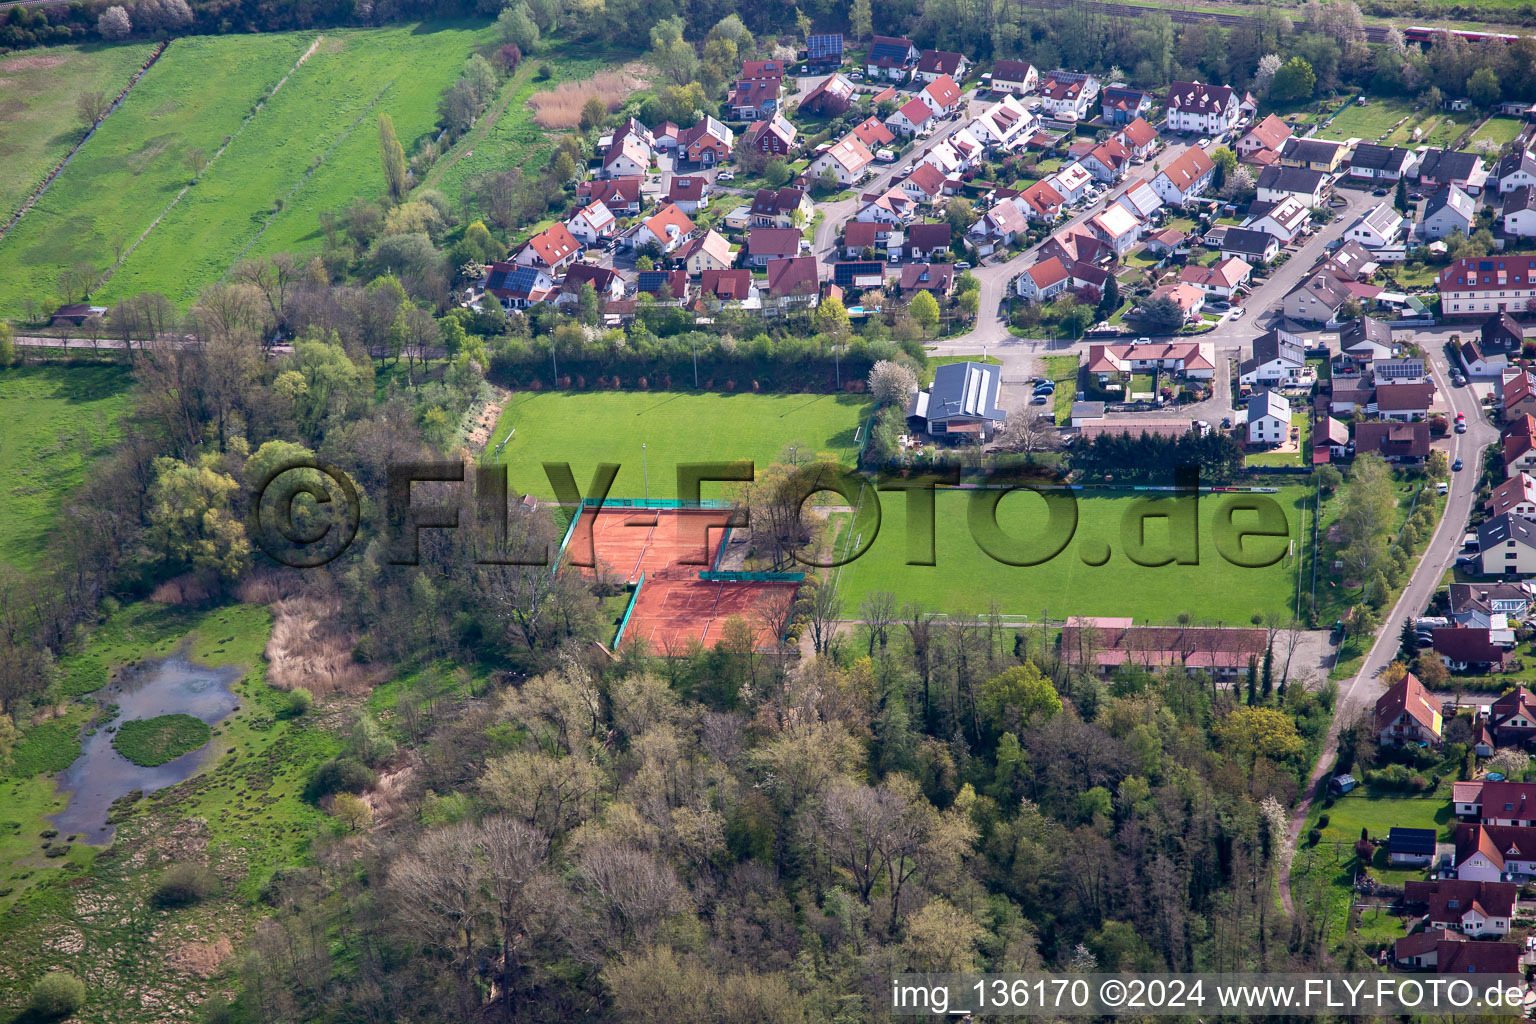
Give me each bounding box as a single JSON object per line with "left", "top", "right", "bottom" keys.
{"left": 1372, "top": 187, "right": 1388, "bottom": 196}
{"left": 1453, "top": 457, "right": 1464, "bottom": 471}
{"left": 1409, "top": 191, "right": 1424, "bottom": 201}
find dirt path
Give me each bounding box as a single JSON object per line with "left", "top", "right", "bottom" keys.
{"left": 422, "top": 61, "right": 536, "bottom": 190}
{"left": 465, "top": 386, "right": 510, "bottom": 449}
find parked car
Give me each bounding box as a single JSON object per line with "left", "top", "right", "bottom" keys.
{"left": 1032, "top": 395, "right": 1050, "bottom": 404}
{"left": 956, "top": 261, "right": 971, "bottom": 270}
{"left": 1372, "top": 187, "right": 1388, "bottom": 196}
{"left": 1197, "top": 137, "right": 1210, "bottom": 147}
{"left": 717, "top": 170, "right": 734, "bottom": 181}
{"left": 1409, "top": 191, "right": 1424, "bottom": 201}
{"left": 1232, "top": 307, "right": 1246, "bottom": 319}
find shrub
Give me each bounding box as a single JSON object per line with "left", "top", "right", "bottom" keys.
{"left": 29, "top": 972, "right": 86, "bottom": 1018}
{"left": 1307, "top": 828, "right": 1321, "bottom": 845}
{"left": 1318, "top": 814, "right": 1330, "bottom": 829}
{"left": 152, "top": 862, "right": 218, "bottom": 908}
{"left": 307, "top": 756, "right": 376, "bottom": 800}
{"left": 283, "top": 688, "right": 314, "bottom": 718}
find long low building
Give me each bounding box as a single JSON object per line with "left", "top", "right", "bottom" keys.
{"left": 1060, "top": 618, "right": 1267, "bottom": 679}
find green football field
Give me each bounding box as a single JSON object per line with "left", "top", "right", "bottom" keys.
{"left": 487, "top": 390, "right": 871, "bottom": 500}
{"left": 832, "top": 486, "right": 1311, "bottom": 623}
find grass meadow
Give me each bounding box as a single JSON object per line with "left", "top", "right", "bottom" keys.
{"left": 832, "top": 486, "right": 1311, "bottom": 622}
{"left": 0, "top": 41, "right": 160, "bottom": 220}
{"left": 487, "top": 391, "right": 871, "bottom": 500}
{"left": 0, "top": 366, "right": 132, "bottom": 571}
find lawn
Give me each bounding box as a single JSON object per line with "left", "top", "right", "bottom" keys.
{"left": 1470, "top": 115, "right": 1524, "bottom": 150}
{"left": 1312, "top": 97, "right": 1416, "bottom": 144}
{"left": 0, "top": 366, "right": 133, "bottom": 571}
{"left": 922, "top": 353, "right": 1000, "bottom": 386}
{"left": 832, "top": 485, "right": 1310, "bottom": 621}
{"left": 0, "top": 24, "right": 499, "bottom": 315}
{"left": 0, "top": 40, "right": 160, "bottom": 221}
{"left": 1044, "top": 354, "right": 1078, "bottom": 426}
{"left": 1246, "top": 412, "right": 1310, "bottom": 468}
{"left": 112, "top": 714, "right": 212, "bottom": 767}
{"left": 487, "top": 391, "right": 871, "bottom": 500}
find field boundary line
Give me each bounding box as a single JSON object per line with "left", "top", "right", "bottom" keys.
{"left": 94, "top": 34, "right": 326, "bottom": 295}
{"left": 0, "top": 40, "right": 169, "bottom": 242}
{"left": 227, "top": 77, "right": 395, "bottom": 269}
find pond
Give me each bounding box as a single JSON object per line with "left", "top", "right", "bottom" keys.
{"left": 50, "top": 655, "right": 241, "bottom": 843}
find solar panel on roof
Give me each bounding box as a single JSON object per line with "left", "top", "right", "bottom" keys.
{"left": 808, "top": 34, "right": 842, "bottom": 58}
{"left": 833, "top": 261, "right": 884, "bottom": 286}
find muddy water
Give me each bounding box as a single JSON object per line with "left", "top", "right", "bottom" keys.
{"left": 50, "top": 656, "right": 241, "bottom": 843}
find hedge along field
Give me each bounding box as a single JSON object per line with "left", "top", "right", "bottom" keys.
{"left": 0, "top": 41, "right": 160, "bottom": 221}
{"left": 106, "top": 23, "right": 493, "bottom": 305}
{"left": 0, "top": 33, "right": 313, "bottom": 317}
{"left": 832, "top": 486, "right": 1311, "bottom": 623}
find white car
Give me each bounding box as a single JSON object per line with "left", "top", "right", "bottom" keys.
{"left": 1198, "top": 137, "right": 1211, "bottom": 147}
{"left": 716, "top": 170, "right": 734, "bottom": 181}
{"left": 1232, "top": 307, "right": 1246, "bottom": 319}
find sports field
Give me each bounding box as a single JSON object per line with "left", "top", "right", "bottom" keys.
{"left": 833, "top": 486, "right": 1310, "bottom": 622}
{"left": 488, "top": 391, "right": 870, "bottom": 500}
{"left": 0, "top": 366, "right": 132, "bottom": 571}
{"left": 0, "top": 24, "right": 490, "bottom": 315}
{"left": 0, "top": 41, "right": 160, "bottom": 221}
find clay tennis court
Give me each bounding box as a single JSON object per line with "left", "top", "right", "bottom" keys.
{"left": 560, "top": 506, "right": 800, "bottom": 651}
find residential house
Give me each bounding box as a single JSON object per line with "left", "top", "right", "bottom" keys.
{"left": 1244, "top": 195, "right": 1311, "bottom": 244}
{"left": 832, "top": 261, "right": 885, "bottom": 290}
{"left": 1149, "top": 147, "right": 1216, "bottom": 204}
{"left": 1495, "top": 150, "right": 1536, "bottom": 193}
{"left": 1246, "top": 389, "right": 1291, "bottom": 445}
{"left": 809, "top": 135, "right": 873, "bottom": 185}
{"left": 1086, "top": 203, "right": 1142, "bottom": 256}
{"left": 841, "top": 220, "right": 884, "bottom": 257}
{"left": 1039, "top": 71, "right": 1100, "bottom": 120}
{"left": 805, "top": 32, "right": 844, "bottom": 72}
{"left": 746, "top": 226, "right": 801, "bottom": 266}
{"left": 1434, "top": 936, "right": 1522, "bottom": 974}
{"left": 698, "top": 269, "right": 759, "bottom": 307}
{"left": 513, "top": 222, "right": 582, "bottom": 274}
{"left": 1324, "top": 239, "right": 1382, "bottom": 281}
{"left": 866, "top": 36, "right": 918, "bottom": 81}
{"left": 1041, "top": 228, "right": 1112, "bottom": 266}
{"left": 728, "top": 71, "right": 783, "bottom": 122}
{"left": 899, "top": 163, "right": 947, "bottom": 205}
{"left": 1403, "top": 879, "right": 1517, "bottom": 936}
{"left": 678, "top": 117, "right": 733, "bottom": 165}
{"left": 1461, "top": 338, "right": 1509, "bottom": 380}
{"left": 1471, "top": 781, "right": 1536, "bottom": 828}
{"left": 1315, "top": 414, "right": 1351, "bottom": 463}
{"left": 850, "top": 116, "right": 896, "bottom": 150}
{"left": 1348, "top": 142, "right": 1417, "bottom": 182}
{"left": 886, "top": 96, "right": 939, "bottom": 137}
{"left": 680, "top": 230, "right": 734, "bottom": 276}
{"left": 918, "top": 75, "right": 963, "bottom": 116}
{"left": 1423, "top": 185, "right": 1476, "bottom": 240}
{"left": 1164, "top": 80, "right": 1238, "bottom": 135}
{"left": 1375, "top": 380, "right": 1434, "bottom": 421}
{"left": 1016, "top": 256, "right": 1072, "bottom": 303}
{"left": 1111, "top": 180, "right": 1163, "bottom": 223}
{"left": 1097, "top": 86, "right": 1152, "bottom": 125}
{"left": 1491, "top": 687, "right": 1536, "bottom": 746}
{"left": 1342, "top": 316, "right": 1396, "bottom": 363}
{"left": 635, "top": 268, "right": 689, "bottom": 301}
{"left": 749, "top": 187, "right": 811, "bottom": 229}
{"left": 1389, "top": 827, "right": 1439, "bottom": 867}
{"left": 1180, "top": 256, "right": 1251, "bottom": 300}
{"left": 1509, "top": 430, "right": 1536, "bottom": 476}
{"left": 1143, "top": 227, "right": 1185, "bottom": 256}
{"left": 1085, "top": 340, "right": 1216, "bottom": 378}
{"left": 1375, "top": 672, "right": 1443, "bottom": 746}
{"left": 1355, "top": 420, "right": 1430, "bottom": 461}
{"left": 1346, "top": 202, "right": 1406, "bottom": 249}
{"left": 1375, "top": 357, "right": 1426, "bottom": 382}
{"left": 601, "top": 134, "right": 651, "bottom": 179}
{"left": 1147, "top": 281, "right": 1205, "bottom": 323}
{"left": 566, "top": 200, "right": 618, "bottom": 246}
{"left": 1220, "top": 227, "right": 1281, "bottom": 265}
{"left": 1256, "top": 165, "right": 1328, "bottom": 206}
{"left": 1505, "top": 370, "right": 1536, "bottom": 420}
{"left": 900, "top": 262, "right": 955, "bottom": 296}
{"left": 1048, "top": 161, "right": 1094, "bottom": 204}
{"left": 1480, "top": 512, "right": 1536, "bottom": 576}
{"left": 968, "top": 200, "right": 1029, "bottom": 254}
{"left": 1416, "top": 149, "right": 1488, "bottom": 194}
{"left": 854, "top": 187, "right": 916, "bottom": 226}
{"left": 800, "top": 74, "right": 856, "bottom": 116}
{"left": 744, "top": 114, "right": 797, "bottom": 155}
{"left": 664, "top": 176, "right": 709, "bottom": 214}
{"left": 1488, "top": 313, "right": 1526, "bottom": 353}
{"left": 579, "top": 176, "right": 642, "bottom": 215}
{"left": 989, "top": 59, "right": 1038, "bottom": 96}
{"left": 1456, "top": 824, "right": 1536, "bottom": 880}
{"left": 1439, "top": 256, "right": 1536, "bottom": 317}
{"left": 1237, "top": 113, "right": 1291, "bottom": 165}
{"left": 1069, "top": 261, "right": 1111, "bottom": 302}
{"left": 1017, "top": 180, "right": 1066, "bottom": 221}
{"left": 910, "top": 360, "right": 1006, "bottom": 441}
{"left": 555, "top": 264, "right": 623, "bottom": 307}
{"left": 1116, "top": 117, "right": 1159, "bottom": 161}
{"left": 1282, "top": 271, "right": 1352, "bottom": 323}
{"left": 1239, "top": 329, "right": 1306, "bottom": 387}
{"left": 761, "top": 256, "right": 820, "bottom": 313}
{"left": 483, "top": 262, "right": 556, "bottom": 310}
{"left": 1393, "top": 930, "right": 1455, "bottom": 969}
{"left": 630, "top": 203, "right": 695, "bottom": 254}
{"left": 904, "top": 223, "right": 952, "bottom": 261}
{"left": 1081, "top": 138, "right": 1132, "bottom": 183}
{"left": 1504, "top": 186, "right": 1536, "bottom": 237}
{"left": 1279, "top": 136, "right": 1346, "bottom": 173}
{"left": 1451, "top": 584, "right": 1532, "bottom": 622}
{"left": 968, "top": 95, "right": 1035, "bottom": 150}
{"left": 914, "top": 49, "right": 967, "bottom": 84}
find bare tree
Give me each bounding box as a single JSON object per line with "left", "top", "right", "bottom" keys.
{"left": 478, "top": 816, "right": 549, "bottom": 1021}
{"left": 387, "top": 823, "right": 488, "bottom": 1018}
{"left": 859, "top": 589, "right": 898, "bottom": 657}
{"left": 576, "top": 841, "right": 682, "bottom": 945}
{"left": 903, "top": 601, "right": 938, "bottom": 722}
{"left": 997, "top": 408, "right": 1056, "bottom": 453}
{"left": 234, "top": 252, "right": 299, "bottom": 339}
{"left": 806, "top": 578, "right": 843, "bottom": 655}
{"left": 76, "top": 90, "right": 110, "bottom": 128}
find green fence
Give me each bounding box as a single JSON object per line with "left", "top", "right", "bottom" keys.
{"left": 612, "top": 572, "right": 645, "bottom": 649}
{"left": 579, "top": 497, "right": 734, "bottom": 510}
{"left": 698, "top": 570, "right": 806, "bottom": 583}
